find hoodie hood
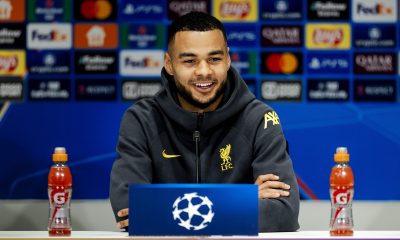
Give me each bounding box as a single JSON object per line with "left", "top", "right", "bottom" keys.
{"left": 155, "top": 67, "right": 256, "bottom": 133}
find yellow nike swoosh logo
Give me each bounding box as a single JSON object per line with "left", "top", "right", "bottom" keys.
{"left": 162, "top": 149, "right": 181, "bottom": 159}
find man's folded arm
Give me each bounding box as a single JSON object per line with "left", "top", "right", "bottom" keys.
{"left": 109, "top": 110, "right": 152, "bottom": 228}
{"left": 252, "top": 119, "right": 300, "bottom": 232}
{"left": 258, "top": 187, "right": 300, "bottom": 232}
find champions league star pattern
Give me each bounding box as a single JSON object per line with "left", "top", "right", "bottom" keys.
{"left": 0, "top": 0, "right": 399, "bottom": 200}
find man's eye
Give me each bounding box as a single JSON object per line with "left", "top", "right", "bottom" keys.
{"left": 184, "top": 59, "right": 195, "bottom": 64}
{"left": 210, "top": 58, "right": 222, "bottom": 62}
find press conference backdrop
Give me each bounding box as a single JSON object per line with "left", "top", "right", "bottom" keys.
{"left": 0, "top": 0, "right": 399, "bottom": 200}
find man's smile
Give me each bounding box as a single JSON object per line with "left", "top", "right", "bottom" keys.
{"left": 193, "top": 82, "right": 215, "bottom": 93}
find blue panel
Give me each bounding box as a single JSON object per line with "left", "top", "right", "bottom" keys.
{"left": 129, "top": 184, "right": 258, "bottom": 236}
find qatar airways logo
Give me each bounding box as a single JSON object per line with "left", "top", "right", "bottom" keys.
{"left": 354, "top": 53, "right": 395, "bottom": 74}
{"left": 263, "top": 27, "right": 299, "bottom": 40}
{"left": 169, "top": 1, "right": 207, "bottom": 15}
{"left": 0, "top": 55, "right": 17, "bottom": 72}
{"left": 313, "top": 28, "right": 343, "bottom": 46}
{"left": 356, "top": 54, "right": 392, "bottom": 67}
{"left": 220, "top": 1, "right": 250, "bottom": 18}
{"left": 261, "top": 26, "right": 301, "bottom": 46}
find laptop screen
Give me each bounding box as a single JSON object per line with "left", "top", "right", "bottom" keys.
{"left": 129, "top": 184, "right": 258, "bottom": 236}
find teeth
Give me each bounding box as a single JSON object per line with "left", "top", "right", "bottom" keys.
{"left": 195, "top": 83, "right": 212, "bottom": 87}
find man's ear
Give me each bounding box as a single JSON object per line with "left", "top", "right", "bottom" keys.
{"left": 164, "top": 52, "right": 173, "bottom": 75}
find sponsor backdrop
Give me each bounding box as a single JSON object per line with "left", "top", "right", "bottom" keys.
{"left": 0, "top": 0, "right": 399, "bottom": 200}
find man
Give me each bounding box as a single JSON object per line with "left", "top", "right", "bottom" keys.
{"left": 110, "top": 12, "right": 299, "bottom": 232}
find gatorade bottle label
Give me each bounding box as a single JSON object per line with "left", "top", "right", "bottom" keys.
{"left": 330, "top": 188, "right": 353, "bottom": 228}
{"left": 49, "top": 187, "right": 72, "bottom": 226}
{"left": 332, "top": 189, "right": 351, "bottom": 206}
{"left": 50, "top": 188, "right": 71, "bottom": 206}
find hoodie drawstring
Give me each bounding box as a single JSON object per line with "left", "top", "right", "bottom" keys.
{"left": 193, "top": 113, "right": 203, "bottom": 183}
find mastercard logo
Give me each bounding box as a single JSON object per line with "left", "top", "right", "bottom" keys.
{"left": 80, "top": 0, "right": 112, "bottom": 20}
{"left": 265, "top": 53, "right": 299, "bottom": 74}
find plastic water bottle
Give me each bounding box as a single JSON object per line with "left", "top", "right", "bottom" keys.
{"left": 48, "top": 147, "right": 72, "bottom": 236}
{"left": 329, "top": 147, "right": 354, "bottom": 236}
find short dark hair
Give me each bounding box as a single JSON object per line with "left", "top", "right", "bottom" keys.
{"left": 167, "top": 12, "right": 227, "bottom": 48}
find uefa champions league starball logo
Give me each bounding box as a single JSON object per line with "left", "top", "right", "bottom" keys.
{"left": 172, "top": 192, "right": 214, "bottom": 230}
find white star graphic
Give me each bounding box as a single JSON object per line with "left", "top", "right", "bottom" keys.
{"left": 178, "top": 218, "right": 192, "bottom": 230}
{"left": 202, "top": 210, "right": 214, "bottom": 224}
{"left": 184, "top": 200, "right": 202, "bottom": 220}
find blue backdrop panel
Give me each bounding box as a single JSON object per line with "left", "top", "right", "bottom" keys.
{"left": 0, "top": 0, "right": 399, "bottom": 200}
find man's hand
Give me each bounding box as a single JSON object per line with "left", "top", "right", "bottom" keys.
{"left": 255, "top": 174, "right": 291, "bottom": 199}
{"left": 116, "top": 208, "right": 129, "bottom": 229}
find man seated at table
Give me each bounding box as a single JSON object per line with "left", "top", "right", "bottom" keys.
{"left": 110, "top": 11, "right": 300, "bottom": 232}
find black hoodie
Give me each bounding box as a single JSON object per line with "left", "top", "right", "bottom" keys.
{"left": 110, "top": 67, "right": 300, "bottom": 232}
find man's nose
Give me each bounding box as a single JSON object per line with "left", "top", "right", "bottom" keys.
{"left": 194, "top": 60, "right": 212, "bottom": 76}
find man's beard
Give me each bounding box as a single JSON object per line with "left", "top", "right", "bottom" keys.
{"left": 175, "top": 78, "right": 227, "bottom": 110}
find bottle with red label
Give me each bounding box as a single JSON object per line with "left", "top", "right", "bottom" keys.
{"left": 48, "top": 147, "right": 72, "bottom": 236}
{"left": 329, "top": 147, "right": 354, "bottom": 236}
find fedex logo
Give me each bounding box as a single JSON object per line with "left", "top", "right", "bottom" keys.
{"left": 27, "top": 23, "right": 71, "bottom": 49}
{"left": 353, "top": 0, "right": 397, "bottom": 22}
{"left": 124, "top": 58, "right": 155, "bottom": 68}
{"left": 120, "top": 50, "right": 163, "bottom": 76}
{"left": 356, "top": 3, "right": 393, "bottom": 15}
{"left": 31, "top": 30, "right": 67, "bottom": 41}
